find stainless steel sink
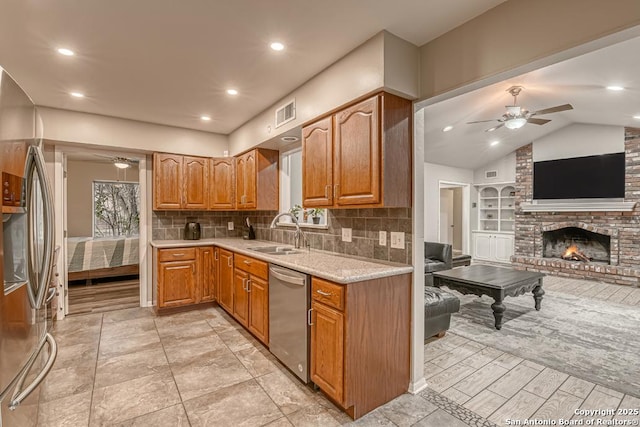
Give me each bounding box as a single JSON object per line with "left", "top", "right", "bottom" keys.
{"left": 248, "top": 246, "right": 304, "bottom": 255}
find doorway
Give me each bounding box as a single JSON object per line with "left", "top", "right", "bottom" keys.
{"left": 438, "top": 181, "right": 470, "bottom": 255}
{"left": 61, "top": 148, "right": 145, "bottom": 316}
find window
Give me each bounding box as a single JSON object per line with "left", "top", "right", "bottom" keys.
{"left": 93, "top": 181, "right": 140, "bottom": 237}
{"left": 279, "top": 148, "right": 328, "bottom": 228}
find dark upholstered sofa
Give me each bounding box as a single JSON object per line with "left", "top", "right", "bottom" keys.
{"left": 424, "top": 241, "right": 452, "bottom": 286}
{"left": 423, "top": 241, "right": 460, "bottom": 339}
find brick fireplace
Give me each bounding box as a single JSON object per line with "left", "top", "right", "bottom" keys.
{"left": 512, "top": 128, "right": 640, "bottom": 286}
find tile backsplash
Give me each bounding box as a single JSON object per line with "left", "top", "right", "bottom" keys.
{"left": 152, "top": 208, "right": 412, "bottom": 264}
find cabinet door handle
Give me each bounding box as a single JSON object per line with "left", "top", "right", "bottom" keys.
{"left": 307, "top": 308, "right": 314, "bottom": 326}
{"left": 246, "top": 279, "right": 251, "bottom": 292}
{"left": 228, "top": 257, "right": 232, "bottom": 267}
{"left": 325, "top": 184, "right": 330, "bottom": 199}
{"left": 214, "top": 251, "right": 218, "bottom": 261}
{"left": 172, "top": 253, "right": 184, "bottom": 257}
{"left": 316, "top": 289, "right": 332, "bottom": 297}
{"left": 243, "top": 260, "right": 251, "bottom": 265}
{"left": 242, "top": 278, "right": 247, "bottom": 291}
{"left": 192, "top": 264, "right": 195, "bottom": 274}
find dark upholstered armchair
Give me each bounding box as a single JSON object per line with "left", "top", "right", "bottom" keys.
{"left": 424, "top": 242, "right": 452, "bottom": 286}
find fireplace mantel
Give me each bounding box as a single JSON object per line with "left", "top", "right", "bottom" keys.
{"left": 520, "top": 201, "right": 637, "bottom": 212}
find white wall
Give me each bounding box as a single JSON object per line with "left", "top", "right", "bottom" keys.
{"left": 383, "top": 32, "right": 421, "bottom": 100}
{"left": 532, "top": 123, "right": 624, "bottom": 162}
{"left": 424, "top": 162, "right": 473, "bottom": 242}
{"left": 39, "top": 107, "right": 228, "bottom": 157}
{"left": 67, "top": 160, "right": 139, "bottom": 237}
{"left": 473, "top": 151, "right": 516, "bottom": 184}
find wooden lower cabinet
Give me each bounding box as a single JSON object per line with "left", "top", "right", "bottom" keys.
{"left": 309, "top": 274, "right": 412, "bottom": 419}
{"left": 156, "top": 246, "right": 215, "bottom": 311}
{"left": 232, "top": 268, "right": 250, "bottom": 326}
{"left": 230, "top": 254, "right": 269, "bottom": 345}
{"left": 310, "top": 300, "right": 344, "bottom": 404}
{"left": 217, "top": 248, "right": 234, "bottom": 313}
{"left": 247, "top": 275, "right": 269, "bottom": 344}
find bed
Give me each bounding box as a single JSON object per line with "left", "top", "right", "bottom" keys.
{"left": 67, "top": 236, "right": 139, "bottom": 283}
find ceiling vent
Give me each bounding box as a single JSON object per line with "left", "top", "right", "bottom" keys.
{"left": 485, "top": 170, "right": 498, "bottom": 179}
{"left": 275, "top": 99, "right": 295, "bottom": 128}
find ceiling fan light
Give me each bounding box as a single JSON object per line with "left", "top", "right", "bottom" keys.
{"left": 113, "top": 160, "right": 131, "bottom": 169}
{"left": 504, "top": 117, "right": 527, "bottom": 130}
{"left": 506, "top": 106, "right": 521, "bottom": 116}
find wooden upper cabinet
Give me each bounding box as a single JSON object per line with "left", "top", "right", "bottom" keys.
{"left": 302, "top": 116, "right": 333, "bottom": 207}
{"left": 301, "top": 92, "right": 412, "bottom": 209}
{"left": 1, "top": 141, "right": 28, "bottom": 176}
{"left": 334, "top": 96, "right": 380, "bottom": 206}
{"left": 154, "top": 153, "right": 183, "bottom": 210}
{"left": 235, "top": 148, "right": 278, "bottom": 210}
{"left": 209, "top": 158, "right": 236, "bottom": 210}
{"left": 183, "top": 156, "right": 208, "bottom": 210}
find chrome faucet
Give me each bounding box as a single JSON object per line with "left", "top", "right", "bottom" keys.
{"left": 270, "top": 212, "right": 308, "bottom": 250}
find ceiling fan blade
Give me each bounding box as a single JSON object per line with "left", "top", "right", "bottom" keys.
{"left": 527, "top": 118, "right": 551, "bottom": 125}
{"left": 532, "top": 104, "right": 573, "bottom": 116}
{"left": 485, "top": 123, "right": 504, "bottom": 132}
{"left": 467, "top": 119, "right": 499, "bottom": 124}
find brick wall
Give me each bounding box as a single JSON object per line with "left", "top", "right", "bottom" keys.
{"left": 512, "top": 128, "right": 640, "bottom": 286}
{"left": 152, "top": 208, "right": 412, "bottom": 264}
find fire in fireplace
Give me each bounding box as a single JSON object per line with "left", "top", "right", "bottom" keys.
{"left": 543, "top": 227, "right": 611, "bottom": 264}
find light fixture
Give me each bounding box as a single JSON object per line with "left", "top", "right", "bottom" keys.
{"left": 226, "top": 89, "right": 238, "bottom": 96}
{"left": 57, "top": 48, "right": 75, "bottom": 56}
{"left": 270, "top": 42, "right": 285, "bottom": 51}
{"left": 490, "top": 140, "right": 500, "bottom": 146}
{"left": 281, "top": 136, "right": 299, "bottom": 142}
{"left": 70, "top": 92, "right": 85, "bottom": 98}
{"left": 606, "top": 85, "right": 625, "bottom": 91}
{"left": 442, "top": 125, "right": 453, "bottom": 132}
{"left": 113, "top": 158, "right": 131, "bottom": 169}
{"left": 504, "top": 117, "right": 527, "bottom": 129}
{"left": 633, "top": 115, "right": 640, "bottom": 120}
{"left": 200, "top": 115, "right": 211, "bottom": 121}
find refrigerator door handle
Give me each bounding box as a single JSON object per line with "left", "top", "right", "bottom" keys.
{"left": 24, "top": 145, "right": 55, "bottom": 310}
{"left": 8, "top": 333, "right": 58, "bottom": 410}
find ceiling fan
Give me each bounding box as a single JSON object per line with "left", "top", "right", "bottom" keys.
{"left": 91, "top": 153, "right": 139, "bottom": 169}
{"left": 467, "top": 86, "right": 573, "bottom": 131}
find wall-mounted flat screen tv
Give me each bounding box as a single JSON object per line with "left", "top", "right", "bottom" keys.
{"left": 533, "top": 152, "right": 625, "bottom": 199}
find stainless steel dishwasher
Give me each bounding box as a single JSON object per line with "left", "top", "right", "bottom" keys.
{"left": 269, "top": 264, "right": 310, "bottom": 383}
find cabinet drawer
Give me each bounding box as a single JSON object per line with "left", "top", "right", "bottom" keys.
{"left": 234, "top": 253, "right": 268, "bottom": 279}
{"left": 158, "top": 248, "right": 197, "bottom": 262}
{"left": 311, "top": 278, "right": 344, "bottom": 311}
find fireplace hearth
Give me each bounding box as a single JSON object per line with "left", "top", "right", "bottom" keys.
{"left": 543, "top": 227, "right": 611, "bottom": 264}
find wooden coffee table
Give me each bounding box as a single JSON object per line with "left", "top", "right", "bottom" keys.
{"left": 432, "top": 265, "right": 545, "bottom": 330}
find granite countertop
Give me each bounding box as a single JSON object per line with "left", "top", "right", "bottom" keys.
{"left": 150, "top": 238, "right": 413, "bottom": 284}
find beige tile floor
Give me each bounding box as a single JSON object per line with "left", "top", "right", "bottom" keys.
{"left": 38, "top": 275, "right": 640, "bottom": 427}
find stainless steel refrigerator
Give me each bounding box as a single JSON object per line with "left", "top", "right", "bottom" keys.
{"left": 0, "top": 68, "right": 58, "bottom": 426}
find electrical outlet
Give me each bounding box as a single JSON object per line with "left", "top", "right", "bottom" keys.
{"left": 227, "top": 221, "right": 234, "bottom": 231}
{"left": 390, "top": 232, "right": 404, "bottom": 249}
{"left": 342, "top": 228, "right": 352, "bottom": 242}
{"left": 379, "top": 231, "right": 387, "bottom": 246}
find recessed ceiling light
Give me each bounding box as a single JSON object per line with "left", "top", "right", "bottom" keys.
{"left": 70, "top": 92, "right": 84, "bottom": 98}
{"left": 200, "top": 115, "right": 211, "bottom": 121}
{"left": 57, "top": 48, "right": 75, "bottom": 56}
{"left": 281, "top": 136, "right": 299, "bottom": 142}
{"left": 226, "top": 89, "right": 238, "bottom": 96}
{"left": 606, "top": 86, "right": 625, "bottom": 91}
{"left": 490, "top": 140, "right": 500, "bottom": 146}
{"left": 633, "top": 115, "right": 640, "bottom": 120}
{"left": 442, "top": 125, "right": 453, "bottom": 132}
{"left": 270, "top": 42, "right": 285, "bottom": 51}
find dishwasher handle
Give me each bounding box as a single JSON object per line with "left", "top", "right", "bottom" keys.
{"left": 269, "top": 266, "right": 307, "bottom": 287}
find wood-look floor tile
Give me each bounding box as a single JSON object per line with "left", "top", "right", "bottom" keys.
{"left": 572, "top": 389, "right": 622, "bottom": 421}
{"left": 37, "top": 390, "right": 92, "bottom": 427}
{"left": 118, "top": 404, "right": 190, "bottom": 427}
{"left": 424, "top": 362, "right": 445, "bottom": 379}
{"left": 532, "top": 390, "right": 583, "bottom": 421}
{"left": 492, "top": 353, "right": 524, "bottom": 370}
{"left": 461, "top": 346, "right": 504, "bottom": 369}
{"left": 453, "top": 362, "right": 509, "bottom": 397}
{"left": 559, "top": 376, "right": 595, "bottom": 399}
{"left": 621, "top": 288, "right": 640, "bottom": 305}
{"left": 520, "top": 360, "right": 545, "bottom": 372}
{"left": 172, "top": 346, "right": 253, "bottom": 401}
{"left": 94, "top": 346, "right": 169, "bottom": 388}
{"left": 183, "top": 379, "right": 283, "bottom": 427}
{"left": 488, "top": 390, "right": 545, "bottom": 426}
{"left": 255, "top": 370, "right": 315, "bottom": 415}
{"left": 523, "top": 367, "right": 569, "bottom": 399}
{"left": 90, "top": 371, "right": 180, "bottom": 426}
{"left": 441, "top": 388, "right": 473, "bottom": 405}
{"left": 488, "top": 364, "right": 540, "bottom": 399}
{"left": 594, "top": 384, "right": 624, "bottom": 399}
{"left": 615, "top": 395, "right": 640, "bottom": 421}
{"left": 429, "top": 343, "right": 482, "bottom": 369}
{"left": 424, "top": 364, "right": 476, "bottom": 393}
{"left": 463, "top": 389, "right": 508, "bottom": 418}
{"left": 607, "top": 286, "right": 635, "bottom": 303}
